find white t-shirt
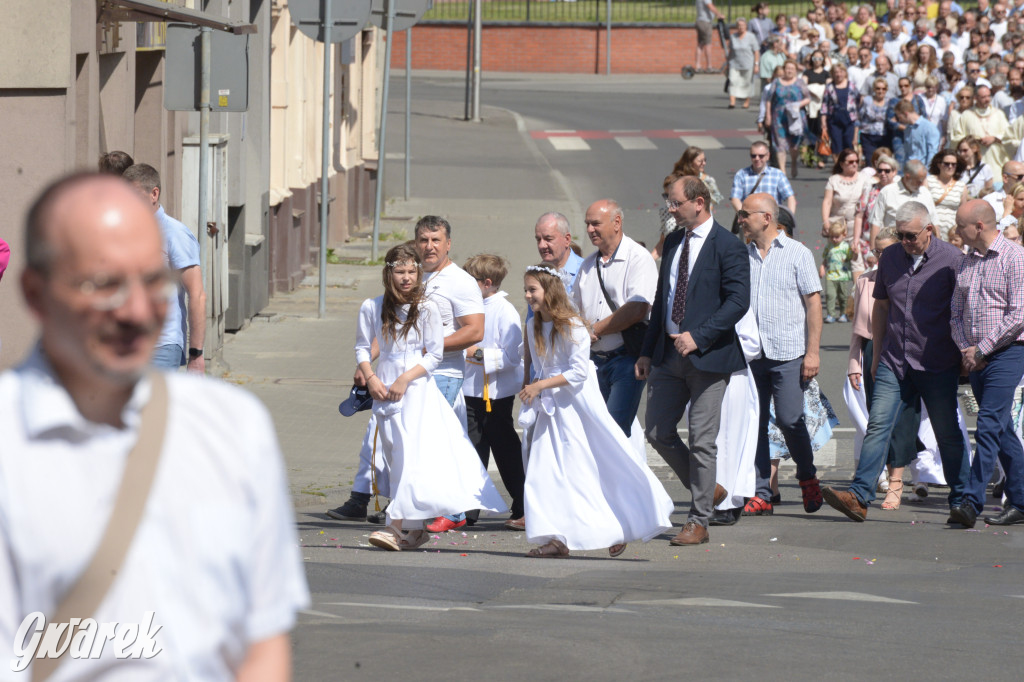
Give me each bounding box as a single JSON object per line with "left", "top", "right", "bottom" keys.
{"left": 462, "top": 292, "right": 524, "bottom": 401}
{"left": 572, "top": 235, "right": 658, "bottom": 353}
{"left": 0, "top": 351, "right": 310, "bottom": 680}
{"left": 423, "top": 262, "right": 485, "bottom": 377}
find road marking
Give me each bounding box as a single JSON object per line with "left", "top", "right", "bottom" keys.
{"left": 532, "top": 128, "right": 758, "bottom": 140}
{"left": 549, "top": 136, "right": 591, "bottom": 151}
{"left": 299, "top": 609, "right": 346, "bottom": 619}
{"left": 490, "top": 604, "right": 635, "bottom": 614}
{"left": 620, "top": 598, "right": 778, "bottom": 608}
{"left": 616, "top": 136, "right": 657, "bottom": 150}
{"left": 765, "top": 591, "right": 917, "bottom": 604}
{"left": 322, "top": 601, "right": 482, "bottom": 612}
{"left": 680, "top": 135, "right": 723, "bottom": 150}
{"left": 746, "top": 134, "right": 766, "bottom": 143}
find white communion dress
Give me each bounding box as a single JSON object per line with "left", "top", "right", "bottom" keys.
{"left": 519, "top": 319, "right": 674, "bottom": 550}
{"left": 355, "top": 296, "right": 507, "bottom": 527}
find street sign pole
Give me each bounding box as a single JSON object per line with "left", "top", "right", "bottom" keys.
{"left": 472, "top": 0, "right": 481, "bottom": 122}
{"left": 404, "top": 28, "right": 411, "bottom": 201}
{"left": 371, "top": 0, "right": 396, "bottom": 262}
{"left": 318, "top": 0, "right": 333, "bottom": 319}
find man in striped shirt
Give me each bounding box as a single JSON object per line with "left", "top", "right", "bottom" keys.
{"left": 739, "top": 193, "right": 824, "bottom": 516}
{"left": 948, "top": 199, "right": 1024, "bottom": 527}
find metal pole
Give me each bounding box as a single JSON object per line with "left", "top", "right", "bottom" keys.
{"left": 371, "top": 0, "right": 396, "bottom": 262}
{"left": 605, "top": 0, "right": 611, "bottom": 76}
{"left": 472, "top": 0, "right": 481, "bottom": 122}
{"left": 404, "top": 28, "right": 411, "bottom": 201}
{"left": 464, "top": 1, "right": 474, "bottom": 121}
{"left": 198, "top": 27, "right": 211, "bottom": 292}
{"left": 318, "top": 0, "right": 333, "bottom": 319}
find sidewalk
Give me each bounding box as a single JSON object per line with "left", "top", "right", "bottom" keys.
{"left": 216, "top": 99, "right": 579, "bottom": 510}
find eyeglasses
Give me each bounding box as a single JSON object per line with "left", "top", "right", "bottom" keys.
{"left": 876, "top": 167, "right": 894, "bottom": 174}
{"left": 1004, "top": 172, "right": 1024, "bottom": 180}
{"left": 68, "top": 268, "right": 179, "bottom": 312}
{"left": 969, "top": 69, "right": 981, "bottom": 74}
{"left": 895, "top": 230, "right": 924, "bottom": 242}
{"left": 941, "top": 161, "right": 958, "bottom": 167}
{"left": 736, "top": 209, "right": 770, "bottom": 219}
{"left": 750, "top": 153, "right": 768, "bottom": 159}
{"left": 665, "top": 198, "right": 688, "bottom": 209}
{"left": 844, "top": 158, "right": 860, "bottom": 165}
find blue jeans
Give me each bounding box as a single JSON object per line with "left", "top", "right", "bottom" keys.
{"left": 434, "top": 374, "right": 468, "bottom": 523}
{"left": 964, "top": 345, "right": 1024, "bottom": 514}
{"left": 850, "top": 362, "right": 969, "bottom": 507}
{"left": 591, "top": 349, "right": 645, "bottom": 437}
{"left": 750, "top": 357, "right": 817, "bottom": 500}
{"left": 862, "top": 339, "right": 919, "bottom": 469}
{"left": 152, "top": 344, "right": 184, "bottom": 370}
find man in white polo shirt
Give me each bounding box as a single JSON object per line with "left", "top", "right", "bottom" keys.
{"left": 572, "top": 199, "right": 658, "bottom": 437}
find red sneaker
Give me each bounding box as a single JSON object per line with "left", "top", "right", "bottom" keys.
{"left": 425, "top": 516, "right": 467, "bottom": 533}
{"left": 741, "top": 496, "right": 773, "bottom": 516}
{"left": 800, "top": 477, "right": 823, "bottom": 513}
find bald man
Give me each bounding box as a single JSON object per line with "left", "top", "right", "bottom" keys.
{"left": 0, "top": 173, "right": 308, "bottom": 678}
{"left": 982, "top": 160, "right": 1024, "bottom": 221}
{"left": 572, "top": 199, "right": 658, "bottom": 436}
{"left": 949, "top": 199, "right": 1024, "bottom": 527}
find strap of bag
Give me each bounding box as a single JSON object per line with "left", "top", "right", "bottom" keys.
{"left": 32, "top": 372, "right": 169, "bottom": 682}
{"left": 594, "top": 258, "right": 619, "bottom": 313}
{"left": 750, "top": 171, "right": 765, "bottom": 195}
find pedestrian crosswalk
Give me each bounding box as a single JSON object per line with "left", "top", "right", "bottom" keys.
{"left": 531, "top": 128, "right": 762, "bottom": 152}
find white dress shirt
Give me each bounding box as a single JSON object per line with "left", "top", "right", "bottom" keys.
{"left": 666, "top": 215, "right": 714, "bottom": 335}
{"left": 462, "top": 291, "right": 525, "bottom": 401}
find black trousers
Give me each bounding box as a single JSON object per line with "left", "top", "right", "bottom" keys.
{"left": 465, "top": 395, "right": 524, "bottom": 519}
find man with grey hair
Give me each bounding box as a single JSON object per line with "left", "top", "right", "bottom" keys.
{"left": 572, "top": 199, "right": 658, "bottom": 436}
{"left": 534, "top": 211, "right": 583, "bottom": 293}
{"left": 824, "top": 201, "right": 969, "bottom": 522}
{"left": 868, "top": 159, "right": 936, "bottom": 243}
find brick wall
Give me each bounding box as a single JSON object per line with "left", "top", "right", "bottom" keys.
{"left": 389, "top": 25, "right": 727, "bottom": 74}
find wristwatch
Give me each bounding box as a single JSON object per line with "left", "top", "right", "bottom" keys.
{"left": 472, "top": 349, "right": 484, "bottom": 361}
{"left": 974, "top": 350, "right": 987, "bottom": 363}
{"left": 188, "top": 348, "right": 204, "bottom": 359}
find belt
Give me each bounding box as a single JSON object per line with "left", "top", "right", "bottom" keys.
{"left": 591, "top": 345, "right": 627, "bottom": 360}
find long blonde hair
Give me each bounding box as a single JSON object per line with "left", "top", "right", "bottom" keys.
{"left": 525, "top": 265, "right": 584, "bottom": 358}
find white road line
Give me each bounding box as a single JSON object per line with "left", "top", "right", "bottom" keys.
{"left": 543, "top": 129, "right": 577, "bottom": 133}
{"left": 549, "top": 136, "right": 591, "bottom": 151}
{"left": 609, "top": 129, "right": 641, "bottom": 133}
{"left": 620, "top": 598, "right": 779, "bottom": 608}
{"left": 490, "top": 604, "right": 635, "bottom": 614}
{"left": 615, "top": 136, "right": 657, "bottom": 150}
{"left": 299, "top": 609, "right": 346, "bottom": 619}
{"left": 322, "top": 601, "right": 482, "bottom": 612}
{"left": 680, "top": 135, "right": 724, "bottom": 150}
{"left": 765, "top": 591, "right": 917, "bottom": 604}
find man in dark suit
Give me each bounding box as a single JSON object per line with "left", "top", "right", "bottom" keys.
{"left": 636, "top": 175, "right": 751, "bottom": 545}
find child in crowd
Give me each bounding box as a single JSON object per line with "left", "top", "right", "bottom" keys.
{"left": 357, "top": 244, "right": 506, "bottom": 552}
{"left": 947, "top": 226, "right": 966, "bottom": 252}
{"left": 820, "top": 219, "right": 854, "bottom": 323}
{"left": 518, "top": 265, "right": 672, "bottom": 558}
{"left": 461, "top": 254, "right": 526, "bottom": 530}
{"left": 1003, "top": 223, "right": 1021, "bottom": 244}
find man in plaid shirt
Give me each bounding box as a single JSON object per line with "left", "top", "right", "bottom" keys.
{"left": 949, "top": 199, "right": 1024, "bottom": 527}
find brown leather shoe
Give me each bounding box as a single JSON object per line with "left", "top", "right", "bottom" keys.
{"left": 669, "top": 521, "right": 709, "bottom": 545}
{"left": 713, "top": 483, "right": 728, "bottom": 507}
{"left": 822, "top": 486, "right": 868, "bottom": 522}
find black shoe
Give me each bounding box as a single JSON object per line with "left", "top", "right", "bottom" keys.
{"left": 948, "top": 504, "right": 977, "bottom": 528}
{"left": 325, "top": 494, "right": 369, "bottom": 521}
{"left": 708, "top": 508, "right": 741, "bottom": 526}
{"left": 992, "top": 478, "right": 1005, "bottom": 500}
{"left": 984, "top": 506, "right": 1024, "bottom": 526}
{"left": 770, "top": 493, "right": 781, "bottom": 505}
{"left": 366, "top": 502, "right": 389, "bottom": 525}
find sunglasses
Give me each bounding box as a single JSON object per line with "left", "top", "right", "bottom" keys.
{"left": 1004, "top": 172, "right": 1024, "bottom": 181}
{"left": 750, "top": 153, "right": 768, "bottom": 159}
{"left": 876, "top": 167, "right": 894, "bottom": 174}
{"left": 896, "top": 230, "right": 924, "bottom": 242}
{"left": 736, "top": 209, "right": 770, "bottom": 219}
{"left": 941, "top": 161, "right": 958, "bottom": 167}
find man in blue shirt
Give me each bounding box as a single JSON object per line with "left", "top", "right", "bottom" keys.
{"left": 123, "top": 164, "right": 206, "bottom": 373}
{"left": 895, "top": 100, "right": 942, "bottom": 165}
{"left": 731, "top": 142, "right": 797, "bottom": 232}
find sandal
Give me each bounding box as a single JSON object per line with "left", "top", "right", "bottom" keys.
{"left": 526, "top": 539, "right": 569, "bottom": 559}
{"left": 608, "top": 543, "right": 628, "bottom": 558}
{"left": 399, "top": 529, "right": 429, "bottom": 551}
{"left": 881, "top": 478, "right": 904, "bottom": 510}
{"left": 368, "top": 526, "right": 403, "bottom": 551}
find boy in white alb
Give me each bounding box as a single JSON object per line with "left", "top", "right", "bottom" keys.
{"left": 462, "top": 254, "right": 526, "bottom": 528}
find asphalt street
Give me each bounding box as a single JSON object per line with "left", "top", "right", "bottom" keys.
{"left": 222, "top": 73, "right": 1021, "bottom": 680}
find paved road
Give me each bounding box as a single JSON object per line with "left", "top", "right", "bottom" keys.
{"left": 220, "top": 73, "right": 1019, "bottom": 679}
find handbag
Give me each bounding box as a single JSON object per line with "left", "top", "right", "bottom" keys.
{"left": 31, "top": 373, "right": 169, "bottom": 682}
{"left": 817, "top": 126, "right": 833, "bottom": 157}
{"left": 594, "top": 258, "right": 648, "bottom": 357}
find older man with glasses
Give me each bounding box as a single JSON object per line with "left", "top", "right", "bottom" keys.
{"left": 868, "top": 159, "right": 936, "bottom": 244}
{"left": 730, "top": 141, "right": 796, "bottom": 234}
{"left": 981, "top": 160, "right": 1024, "bottom": 221}
{"left": 823, "top": 201, "right": 970, "bottom": 522}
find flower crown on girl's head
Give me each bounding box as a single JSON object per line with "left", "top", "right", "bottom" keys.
{"left": 525, "top": 265, "right": 559, "bottom": 278}
{"left": 386, "top": 260, "right": 421, "bottom": 268}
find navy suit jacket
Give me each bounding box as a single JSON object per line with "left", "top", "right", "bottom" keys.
{"left": 641, "top": 220, "right": 751, "bottom": 374}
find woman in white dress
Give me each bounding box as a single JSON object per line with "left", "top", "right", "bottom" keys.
{"left": 358, "top": 244, "right": 507, "bottom": 551}
{"left": 518, "top": 265, "right": 673, "bottom": 558}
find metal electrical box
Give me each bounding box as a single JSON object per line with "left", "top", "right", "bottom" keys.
{"left": 164, "top": 23, "right": 250, "bottom": 112}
